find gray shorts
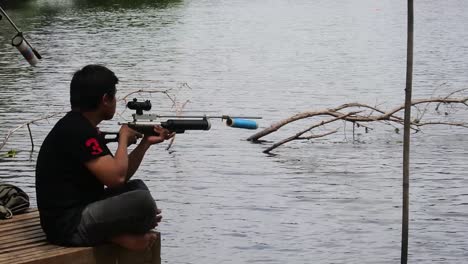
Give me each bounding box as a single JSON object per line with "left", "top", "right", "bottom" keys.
{"left": 69, "top": 179, "right": 157, "bottom": 246}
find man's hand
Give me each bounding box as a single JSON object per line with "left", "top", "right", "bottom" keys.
{"left": 142, "top": 125, "right": 175, "bottom": 145}
{"left": 119, "top": 125, "right": 143, "bottom": 146}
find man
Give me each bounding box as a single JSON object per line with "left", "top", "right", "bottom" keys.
{"left": 35, "top": 64, "right": 173, "bottom": 250}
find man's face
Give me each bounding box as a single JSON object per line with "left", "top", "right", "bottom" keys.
{"left": 103, "top": 93, "right": 117, "bottom": 120}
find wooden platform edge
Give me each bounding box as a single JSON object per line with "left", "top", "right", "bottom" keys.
{"left": 1, "top": 209, "right": 162, "bottom": 264}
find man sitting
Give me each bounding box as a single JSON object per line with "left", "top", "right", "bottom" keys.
{"left": 35, "top": 64, "right": 173, "bottom": 250}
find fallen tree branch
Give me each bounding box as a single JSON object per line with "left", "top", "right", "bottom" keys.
{"left": 166, "top": 99, "right": 191, "bottom": 151}
{"left": 0, "top": 112, "right": 62, "bottom": 152}
{"left": 249, "top": 95, "right": 468, "bottom": 154}
{"left": 262, "top": 112, "right": 356, "bottom": 153}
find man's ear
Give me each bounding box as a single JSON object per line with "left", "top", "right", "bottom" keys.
{"left": 102, "top": 93, "right": 113, "bottom": 106}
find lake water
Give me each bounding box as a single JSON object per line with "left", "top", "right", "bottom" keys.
{"left": 1, "top": 0, "right": 467, "bottom": 263}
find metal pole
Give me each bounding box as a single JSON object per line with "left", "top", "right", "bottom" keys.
{"left": 402, "top": 0, "right": 414, "bottom": 263}
{"left": 0, "top": 6, "right": 22, "bottom": 33}
{"left": 0, "top": 5, "right": 41, "bottom": 60}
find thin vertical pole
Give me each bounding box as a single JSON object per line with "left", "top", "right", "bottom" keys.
{"left": 402, "top": 0, "right": 414, "bottom": 263}
{"left": 0, "top": 6, "right": 23, "bottom": 33}
{"left": 0, "top": 5, "right": 42, "bottom": 60}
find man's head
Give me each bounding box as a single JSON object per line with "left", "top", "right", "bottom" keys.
{"left": 70, "top": 65, "right": 118, "bottom": 119}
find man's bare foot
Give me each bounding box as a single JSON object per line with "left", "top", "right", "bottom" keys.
{"left": 111, "top": 232, "right": 158, "bottom": 251}
{"left": 153, "top": 209, "right": 163, "bottom": 228}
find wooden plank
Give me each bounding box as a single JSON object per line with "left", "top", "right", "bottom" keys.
{"left": 0, "top": 209, "right": 95, "bottom": 264}
{"left": 0, "top": 211, "right": 39, "bottom": 223}
{"left": 0, "top": 208, "right": 161, "bottom": 264}
{"left": 0, "top": 226, "right": 43, "bottom": 238}
{"left": 1, "top": 230, "right": 44, "bottom": 244}
{"left": 1, "top": 247, "right": 97, "bottom": 264}
{"left": 22, "top": 249, "right": 98, "bottom": 264}
{"left": 1, "top": 236, "right": 161, "bottom": 264}
{"left": 0, "top": 234, "right": 47, "bottom": 249}
{"left": 0, "top": 245, "right": 66, "bottom": 264}
{"left": 0, "top": 218, "right": 41, "bottom": 232}
{"left": 0, "top": 215, "right": 40, "bottom": 225}
{"left": 0, "top": 233, "right": 46, "bottom": 247}
{"left": 1, "top": 246, "right": 92, "bottom": 261}
{"left": 0, "top": 240, "right": 49, "bottom": 255}
{"left": 2, "top": 210, "right": 38, "bottom": 218}
{"left": 0, "top": 244, "right": 65, "bottom": 263}
{"left": 0, "top": 218, "right": 40, "bottom": 230}
{"left": 0, "top": 238, "right": 161, "bottom": 264}
{"left": 3, "top": 244, "right": 60, "bottom": 256}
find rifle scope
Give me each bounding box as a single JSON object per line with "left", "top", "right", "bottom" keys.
{"left": 127, "top": 98, "right": 152, "bottom": 115}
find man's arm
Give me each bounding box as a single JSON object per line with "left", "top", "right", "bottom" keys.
{"left": 85, "top": 129, "right": 132, "bottom": 188}
{"left": 126, "top": 139, "right": 151, "bottom": 180}
{"left": 86, "top": 125, "right": 174, "bottom": 187}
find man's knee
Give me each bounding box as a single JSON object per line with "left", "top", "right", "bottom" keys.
{"left": 126, "top": 179, "right": 149, "bottom": 191}
{"left": 129, "top": 190, "right": 157, "bottom": 215}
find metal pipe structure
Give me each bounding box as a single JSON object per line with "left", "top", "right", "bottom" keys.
{"left": 0, "top": 5, "right": 41, "bottom": 65}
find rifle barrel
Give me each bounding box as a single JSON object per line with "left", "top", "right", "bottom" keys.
{"left": 134, "top": 114, "right": 262, "bottom": 121}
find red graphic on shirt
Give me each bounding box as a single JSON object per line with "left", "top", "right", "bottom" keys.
{"left": 85, "top": 138, "right": 103, "bottom": 155}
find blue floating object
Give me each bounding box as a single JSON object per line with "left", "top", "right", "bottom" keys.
{"left": 226, "top": 118, "right": 258, "bottom": 129}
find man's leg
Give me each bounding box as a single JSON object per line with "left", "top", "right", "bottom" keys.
{"left": 101, "top": 179, "right": 150, "bottom": 198}
{"left": 73, "top": 180, "right": 159, "bottom": 249}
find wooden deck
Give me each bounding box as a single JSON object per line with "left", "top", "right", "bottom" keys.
{"left": 0, "top": 210, "right": 161, "bottom": 264}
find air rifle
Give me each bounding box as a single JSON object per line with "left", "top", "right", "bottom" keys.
{"left": 102, "top": 98, "right": 262, "bottom": 143}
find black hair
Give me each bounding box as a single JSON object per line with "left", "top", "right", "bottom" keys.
{"left": 70, "top": 64, "right": 119, "bottom": 111}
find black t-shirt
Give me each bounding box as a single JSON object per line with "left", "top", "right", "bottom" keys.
{"left": 35, "top": 111, "right": 111, "bottom": 245}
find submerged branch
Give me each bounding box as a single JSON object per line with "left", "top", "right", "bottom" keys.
{"left": 250, "top": 96, "right": 468, "bottom": 154}
{"left": 0, "top": 112, "right": 62, "bottom": 152}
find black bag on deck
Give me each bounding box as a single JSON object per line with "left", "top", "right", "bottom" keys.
{"left": 0, "top": 183, "right": 30, "bottom": 219}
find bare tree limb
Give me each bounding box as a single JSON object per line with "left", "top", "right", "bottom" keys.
{"left": 298, "top": 129, "right": 339, "bottom": 140}
{"left": 166, "top": 99, "right": 191, "bottom": 151}
{"left": 0, "top": 112, "right": 62, "bottom": 152}
{"left": 263, "top": 112, "right": 356, "bottom": 153}
{"left": 435, "top": 88, "right": 468, "bottom": 111}
{"left": 250, "top": 96, "right": 468, "bottom": 154}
